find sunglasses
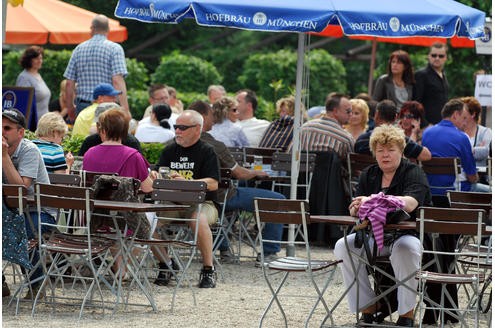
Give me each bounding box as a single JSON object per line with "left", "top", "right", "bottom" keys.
{"left": 430, "top": 54, "right": 446, "bottom": 59}
{"left": 401, "top": 114, "right": 417, "bottom": 119}
{"left": 345, "top": 108, "right": 352, "bottom": 114}
{"left": 174, "top": 124, "right": 197, "bottom": 131}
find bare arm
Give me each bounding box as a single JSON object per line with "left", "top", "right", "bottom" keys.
{"left": 232, "top": 164, "right": 268, "bottom": 180}
{"left": 416, "top": 146, "right": 432, "bottom": 161}
{"left": 2, "top": 138, "right": 32, "bottom": 188}
{"left": 65, "top": 79, "right": 77, "bottom": 122}
{"left": 112, "top": 75, "right": 130, "bottom": 120}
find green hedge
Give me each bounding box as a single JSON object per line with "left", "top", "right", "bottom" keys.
{"left": 238, "top": 49, "right": 346, "bottom": 108}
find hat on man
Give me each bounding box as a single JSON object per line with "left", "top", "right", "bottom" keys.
{"left": 93, "top": 83, "right": 122, "bottom": 100}
{"left": 2, "top": 108, "right": 26, "bottom": 128}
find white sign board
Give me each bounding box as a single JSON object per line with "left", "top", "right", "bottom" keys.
{"left": 474, "top": 74, "right": 492, "bottom": 107}
{"left": 475, "top": 21, "right": 492, "bottom": 55}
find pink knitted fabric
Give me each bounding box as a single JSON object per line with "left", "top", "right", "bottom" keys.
{"left": 357, "top": 192, "right": 405, "bottom": 250}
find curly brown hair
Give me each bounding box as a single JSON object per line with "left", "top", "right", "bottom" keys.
{"left": 19, "top": 46, "right": 44, "bottom": 69}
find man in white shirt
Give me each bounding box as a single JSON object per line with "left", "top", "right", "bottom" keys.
{"left": 235, "top": 89, "right": 270, "bottom": 147}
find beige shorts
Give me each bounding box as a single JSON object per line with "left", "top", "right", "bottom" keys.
{"left": 156, "top": 200, "right": 218, "bottom": 226}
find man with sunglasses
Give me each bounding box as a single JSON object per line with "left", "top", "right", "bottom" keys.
{"left": 155, "top": 110, "right": 220, "bottom": 288}
{"left": 413, "top": 42, "right": 449, "bottom": 125}
{"left": 2, "top": 109, "right": 55, "bottom": 299}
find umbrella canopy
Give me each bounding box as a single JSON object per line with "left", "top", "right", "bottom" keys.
{"left": 115, "top": 0, "right": 485, "bottom": 39}
{"left": 5, "top": 0, "right": 128, "bottom": 44}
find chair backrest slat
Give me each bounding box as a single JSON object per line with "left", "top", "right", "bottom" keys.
{"left": 152, "top": 179, "right": 207, "bottom": 204}
{"left": 271, "top": 152, "right": 316, "bottom": 173}
{"left": 2, "top": 184, "right": 28, "bottom": 214}
{"left": 48, "top": 173, "right": 82, "bottom": 186}
{"left": 417, "top": 207, "right": 485, "bottom": 235}
{"left": 420, "top": 157, "right": 459, "bottom": 175}
{"left": 36, "top": 183, "right": 94, "bottom": 211}
{"left": 254, "top": 198, "right": 310, "bottom": 225}
{"left": 244, "top": 147, "right": 280, "bottom": 165}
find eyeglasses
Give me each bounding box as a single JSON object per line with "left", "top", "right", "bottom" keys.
{"left": 430, "top": 54, "right": 446, "bottom": 59}
{"left": 401, "top": 114, "right": 417, "bottom": 119}
{"left": 174, "top": 124, "right": 198, "bottom": 131}
{"left": 345, "top": 108, "right": 352, "bottom": 114}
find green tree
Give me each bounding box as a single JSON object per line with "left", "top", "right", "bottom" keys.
{"left": 151, "top": 52, "right": 222, "bottom": 93}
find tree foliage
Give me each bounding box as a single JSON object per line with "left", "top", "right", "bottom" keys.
{"left": 238, "top": 49, "right": 346, "bottom": 107}
{"left": 151, "top": 52, "right": 222, "bottom": 93}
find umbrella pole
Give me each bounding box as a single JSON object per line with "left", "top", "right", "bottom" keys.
{"left": 367, "top": 39, "right": 378, "bottom": 96}
{"left": 287, "top": 33, "right": 305, "bottom": 257}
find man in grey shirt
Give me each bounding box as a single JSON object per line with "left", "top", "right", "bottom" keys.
{"left": 2, "top": 108, "right": 54, "bottom": 298}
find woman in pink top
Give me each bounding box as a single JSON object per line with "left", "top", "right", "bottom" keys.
{"left": 83, "top": 108, "right": 153, "bottom": 192}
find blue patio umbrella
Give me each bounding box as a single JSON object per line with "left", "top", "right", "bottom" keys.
{"left": 115, "top": 0, "right": 485, "bottom": 252}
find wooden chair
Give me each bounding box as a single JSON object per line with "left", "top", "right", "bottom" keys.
{"left": 31, "top": 183, "right": 114, "bottom": 319}
{"left": 244, "top": 147, "right": 280, "bottom": 166}
{"left": 2, "top": 184, "right": 38, "bottom": 314}
{"left": 133, "top": 179, "right": 207, "bottom": 311}
{"left": 254, "top": 197, "right": 341, "bottom": 327}
{"left": 227, "top": 147, "right": 245, "bottom": 166}
{"left": 419, "top": 157, "right": 461, "bottom": 194}
{"left": 347, "top": 153, "right": 376, "bottom": 197}
{"left": 416, "top": 207, "right": 486, "bottom": 327}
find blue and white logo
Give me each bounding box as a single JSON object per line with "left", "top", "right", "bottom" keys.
{"left": 481, "top": 26, "right": 491, "bottom": 43}
{"left": 253, "top": 12, "right": 267, "bottom": 26}
{"left": 389, "top": 17, "right": 400, "bottom": 32}
{"left": 2, "top": 91, "right": 17, "bottom": 109}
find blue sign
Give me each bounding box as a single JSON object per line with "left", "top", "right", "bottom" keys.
{"left": 2, "top": 86, "right": 38, "bottom": 131}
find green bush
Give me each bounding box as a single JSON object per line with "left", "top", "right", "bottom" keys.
{"left": 151, "top": 51, "right": 222, "bottom": 93}
{"left": 62, "top": 134, "right": 86, "bottom": 155}
{"left": 128, "top": 89, "right": 149, "bottom": 120}
{"left": 140, "top": 142, "right": 166, "bottom": 165}
{"left": 125, "top": 58, "right": 150, "bottom": 91}
{"left": 238, "top": 49, "right": 346, "bottom": 108}
{"left": 2, "top": 49, "right": 72, "bottom": 96}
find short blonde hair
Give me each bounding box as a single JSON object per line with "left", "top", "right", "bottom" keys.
{"left": 212, "top": 96, "right": 237, "bottom": 124}
{"left": 369, "top": 124, "right": 406, "bottom": 155}
{"left": 35, "top": 112, "right": 68, "bottom": 138}
{"left": 276, "top": 96, "right": 308, "bottom": 120}
{"left": 350, "top": 98, "right": 369, "bottom": 130}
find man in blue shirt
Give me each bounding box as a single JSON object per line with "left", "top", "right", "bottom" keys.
{"left": 422, "top": 99, "right": 488, "bottom": 194}
{"left": 64, "top": 14, "right": 129, "bottom": 122}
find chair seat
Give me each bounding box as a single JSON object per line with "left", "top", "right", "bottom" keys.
{"left": 133, "top": 238, "right": 196, "bottom": 248}
{"left": 44, "top": 233, "right": 114, "bottom": 255}
{"left": 416, "top": 270, "right": 485, "bottom": 284}
{"left": 267, "top": 256, "right": 341, "bottom": 272}
{"left": 457, "top": 256, "right": 492, "bottom": 268}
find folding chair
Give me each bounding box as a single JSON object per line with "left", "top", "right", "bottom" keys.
{"left": 244, "top": 147, "right": 280, "bottom": 167}
{"left": 31, "top": 183, "right": 115, "bottom": 319}
{"left": 271, "top": 151, "right": 316, "bottom": 200}
{"left": 133, "top": 179, "right": 207, "bottom": 311}
{"left": 254, "top": 197, "right": 341, "bottom": 327}
{"left": 2, "top": 184, "right": 38, "bottom": 314}
{"left": 420, "top": 157, "right": 461, "bottom": 193}
{"left": 416, "top": 207, "right": 486, "bottom": 327}
{"left": 447, "top": 191, "right": 492, "bottom": 320}
{"left": 227, "top": 146, "right": 245, "bottom": 166}
{"left": 346, "top": 153, "right": 376, "bottom": 198}
{"left": 212, "top": 168, "right": 240, "bottom": 266}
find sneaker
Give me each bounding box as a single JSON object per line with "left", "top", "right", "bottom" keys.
{"left": 2, "top": 281, "right": 10, "bottom": 298}
{"left": 198, "top": 267, "right": 216, "bottom": 288}
{"left": 255, "top": 252, "right": 278, "bottom": 268}
{"left": 220, "top": 249, "right": 236, "bottom": 264}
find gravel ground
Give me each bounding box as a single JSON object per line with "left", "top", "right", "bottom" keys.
{"left": 2, "top": 246, "right": 488, "bottom": 328}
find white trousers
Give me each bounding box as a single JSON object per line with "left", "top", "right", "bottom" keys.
{"left": 334, "top": 233, "right": 422, "bottom": 315}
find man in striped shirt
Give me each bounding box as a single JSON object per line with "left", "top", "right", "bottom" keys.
{"left": 294, "top": 93, "right": 354, "bottom": 159}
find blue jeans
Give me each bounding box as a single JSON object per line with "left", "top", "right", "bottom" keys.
{"left": 219, "top": 187, "right": 285, "bottom": 254}
{"left": 470, "top": 182, "right": 491, "bottom": 193}
{"left": 26, "top": 211, "right": 56, "bottom": 284}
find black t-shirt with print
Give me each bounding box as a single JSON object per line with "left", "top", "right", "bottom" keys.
{"left": 157, "top": 139, "right": 220, "bottom": 200}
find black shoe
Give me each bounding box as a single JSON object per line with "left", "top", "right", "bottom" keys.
{"left": 153, "top": 262, "right": 171, "bottom": 286}
{"left": 2, "top": 281, "right": 10, "bottom": 298}
{"left": 198, "top": 267, "right": 216, "bottom": 288}
{"left": 396, "top": 316, "right": 414, "bottom": 327}
{"left": 360, "top": 311, "right": 386, "bottom": 325}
